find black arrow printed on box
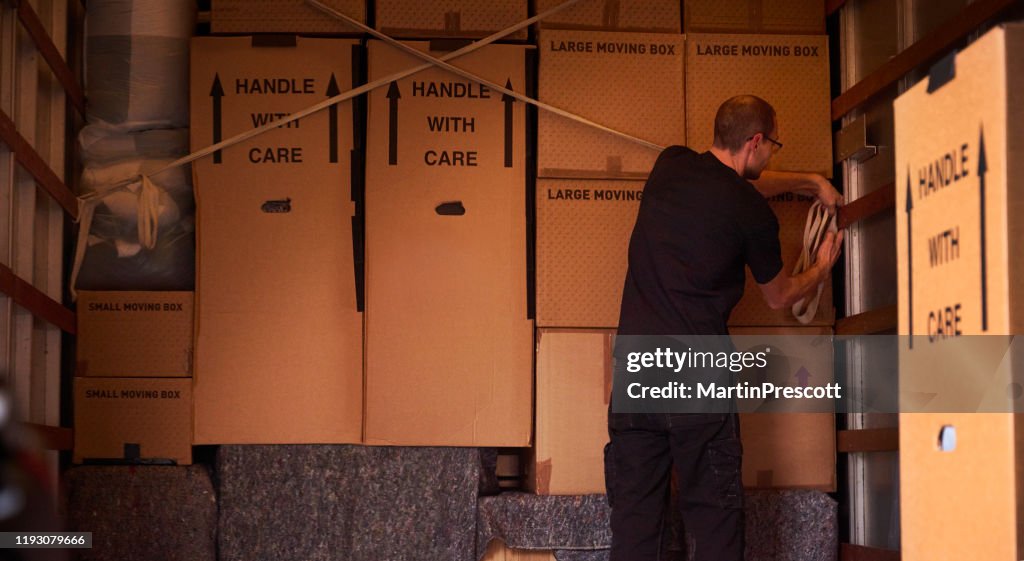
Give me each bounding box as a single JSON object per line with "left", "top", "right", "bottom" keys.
{"left": 503, "top": 79, "right": 514, "bottom": 168}
{"left": 906, "top": 171, "right": 914, "bottom": 349}
{"left": 978, "top": 124, "right": 988, "bottom": 332}
{"left": 387, "top": 81, "right": 400, "bottom": 165}
{"left": 327, "top": 73, "right": 340, "bottom": 163}
{"left": 211, "top": 73, "right": 224, "bottom": 164}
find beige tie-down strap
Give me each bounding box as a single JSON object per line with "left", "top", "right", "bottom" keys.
{"left": 71, "top": 173, "right": 164, "bottom": 299}
{"left": 790, "top": 201, "right": 837, "bottom": 324}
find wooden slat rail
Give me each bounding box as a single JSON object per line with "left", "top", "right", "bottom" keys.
{"left": 841, "top": 543, "right": 901, "bottom": 561}
{"left": 831, "top": 0, "right": 1018, "bottom": 121}
{"left": 838, "top": 428, "right": 899, "bottom": 453}
{"left": 0, "top": 263, "right": 76, "bottom": 334}
{"left": 838, "top": 182, "right": 894, "bottom": 229}
{"left": 23, "top": 423, "right": 73, "bottom": 451}
{"left": 0, "top": 109, "right": 79, "bottom": 218}
{"left": 836, "top": 305, "right": 896, "bottom": 335}
{"left": 14, "top": 0, "right": 87, "bottom": 116}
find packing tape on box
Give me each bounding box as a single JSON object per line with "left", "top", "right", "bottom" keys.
{"left": 746, "top": 0, "right": 765, "bottom": 32}
{"left": 603, "top": 333, "right": 613, "bottom": 406}
{"left": 68, "top": 0, "right": 592, "bottom": 299}
{"left": 535, "top": 459, "right": 552, "bottom": 495}
{"left": 602, "top": 0, "right": 620, "bottom": 29}
{"left": 790, "top": 201, "right": 837, "bottom": 324}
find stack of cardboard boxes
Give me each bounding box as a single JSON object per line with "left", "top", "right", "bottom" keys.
{"left": 195, "top": 2, "right": 536, "bottom": 447}
{"left": 686, "top": 0, "right": 837, "bottom": 492}
{"left": 74, "top": 291, "right": 194, "bottom": 464}
{"left": 529, "top": 2, "right": 682, "bottom": 496}
{"left": 528, "top": 0, "right": 837, "bottom": 497}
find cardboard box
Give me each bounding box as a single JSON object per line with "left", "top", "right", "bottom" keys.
{"left": 528, "top": 327, "right": 834, "bottom": 494}
{"left": 536, "top": 179, "right": 642, "bottom": 328}
{"left": 738, "top": 412, "right": 835, "bottom": 489}
{"left": 76, "top": 291, "right": 193, "bottom": 377}
{"left": 684, "top": 0, "right": 824, "bottom": 35}
{"left": 74, "top": 377, "right": 192, "bottom": 465}
{"left": 537, "top": 30, "right": 683, "bottom": 179}
{"left": 730, "top": 326, "right": 836, "bottom": 491}
{"left": 376, "top": 1, "right": 528, "bottom": 39}
{"left": 481, "top": 540, "right": 556, "bottom": 561}
{"left": 895, "top": 25, "right": 1024, "bottom": 561}
{"left": 534, "top": 0, "right": 680, "bottom": 33}
{"left": 364, "top": 41, "right": 533, "bottom": 446}
{"left": 686, "top": 34, "right": 832, "bottom": 177}
{"left": 211, "top": 0, "right": 365, "bottom": 33}
{"left": 189, "top": 37, "right": 363, "bottom": 444}
{"left": 728, "top": 192, "right": 835, "bottom": 326}
{"left": 899, "top": 414, "right": 1021, "bottom": 561}
{"left": 527, "top": 329, "right": 614, "bottom": 495}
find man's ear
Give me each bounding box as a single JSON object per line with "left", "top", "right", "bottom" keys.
{"left": 748, "top": 132, "right": 763, "bottom": 151}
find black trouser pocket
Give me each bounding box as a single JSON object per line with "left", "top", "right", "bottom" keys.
{"left": 705, "top": 436, "right": 743, "bottom": 509}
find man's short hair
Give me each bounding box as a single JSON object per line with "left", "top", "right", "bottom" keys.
{"left": 712, "top": 95, "right": 777, "bottom": 153}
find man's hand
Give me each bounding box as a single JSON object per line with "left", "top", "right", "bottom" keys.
{"left": 812, "top": 175, "right": 844, "bottom": 213}
{"left": 814, "top": 230, "right": 844, "bottom": 274}
{"left": 751, "top": 171, "right": 845, "bottom": 211}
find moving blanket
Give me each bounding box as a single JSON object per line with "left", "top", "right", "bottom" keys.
{"left": 476, "top": 490, "right": 838, "bottom": 561}
{"left": 217, "top": 445, "right": 479, "bottom": 561}
{"left": 66, "top": 465, "right": 217, "bottom": 561}
{"left": 476, "top": 493, "right": 612, "bottom": 560}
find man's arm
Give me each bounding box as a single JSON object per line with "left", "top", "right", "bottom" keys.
{"left": 752, "top": 170, "right": 844, "bottom": 211}
{"left": 757, "top": 230, "right": 844, "bottom": 310}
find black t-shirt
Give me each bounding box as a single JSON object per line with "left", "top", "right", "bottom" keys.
{"left": 616, "top": 146, "right": 783, "bottom": 337}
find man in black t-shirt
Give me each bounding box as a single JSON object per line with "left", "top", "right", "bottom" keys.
{"left": 606, "top": 95, "right": 844, "bottom": 561}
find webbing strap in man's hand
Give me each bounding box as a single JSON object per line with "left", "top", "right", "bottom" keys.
{"left": 790, "top": 201, "right": 837, "bottom": 324}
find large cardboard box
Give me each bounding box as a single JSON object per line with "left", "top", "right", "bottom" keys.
{"left": 211, "top": 0, "right": 365, "bottom": 33}
{"left": 376, "top": 1, "right": 528, "bottom": 40}
{"left": 534, "top": 0, "right": 680, "bottom": 33}
{"left": 526, "top": 329, "right": 614, "bottom": 495}
{"left": 364, "top": 41, "right": 533, "bottom": 446}
{"left": 537, "top": 29, "right": 683, "bottom": 179}
{"left": 895, "top": 25, "right": 1024, "bottom": 561}
{"left": 536, "top": 179, "right": 642, "bottom": 328}
{"left": 730, "top": 326, "right": 836, "bottom": 491}
{"left": 74, "top": 377, "right": 192, "bottom": 465}
{"left": 189, "top": 37, "right": 363, "bottom": 444}
{"left": 76, "top": 291, "right": 193, "bottom": 377}
{"left": 684, "top": 0, "right": 824, "bottom": 35}
{"left": 686, "top": 34, "right": 832, "bottom": 177}
{"left": 728, "top": 192, "right": 835, "bottom": 326}
{"left": 527, "top": 327, "right": 835, "bottom": 494}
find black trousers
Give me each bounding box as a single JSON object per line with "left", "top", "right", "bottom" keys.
{"left": 605, "top": 411, "right": 744, "bottom": 561}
